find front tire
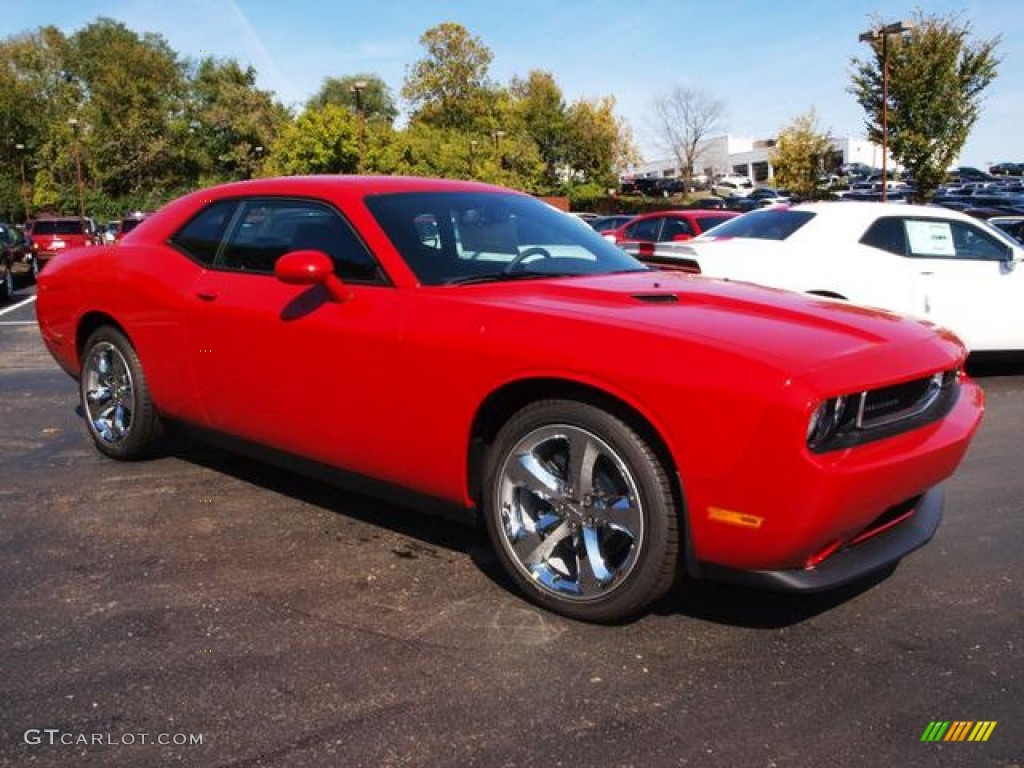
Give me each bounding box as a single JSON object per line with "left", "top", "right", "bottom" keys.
{"left": 80, "top": 326, "right": 165, "bottom": 459}
{"left": 483, "top": 400, "right": 679, "bottom": 623}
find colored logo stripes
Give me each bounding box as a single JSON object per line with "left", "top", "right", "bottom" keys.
{"left": 921, "top": 721, "right": 997, "bottom": 742}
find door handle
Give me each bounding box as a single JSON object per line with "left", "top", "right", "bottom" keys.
{"left": 196, "top": 290, "right": 219, "bottom": 301}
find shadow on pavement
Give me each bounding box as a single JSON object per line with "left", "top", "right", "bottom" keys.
{"left": 163, "top": 431, "right": 891, "bottom": 630}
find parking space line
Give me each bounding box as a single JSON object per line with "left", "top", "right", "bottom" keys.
{"left": 0, "top": 294, "right": 37, "bottom": 319}
{"left": 0, "top": 321, "right": 37, "bottom": 326}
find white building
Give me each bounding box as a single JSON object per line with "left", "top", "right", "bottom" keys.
{"left": 624, "top": 134, "right": 891, "bottom": 184}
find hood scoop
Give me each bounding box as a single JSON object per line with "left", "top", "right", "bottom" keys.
{"left": 631, "top": 293, "right": 680, "bottom": 304}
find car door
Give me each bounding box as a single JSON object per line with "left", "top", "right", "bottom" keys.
{"left": 896, "top": 216, "right": 1022, "bottom": 351}
{"left": 179, "top": 196, "right": 410, "bottom": 477}
{"left": 619, "top": 216, "right": 665, "bottom": 258}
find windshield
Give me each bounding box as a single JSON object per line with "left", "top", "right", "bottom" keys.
{"left": 30, "top": 220, "right": 84, "bottom": 236}
{"left": 695, "top": 209, "right": 815, "bottom": 241}
{"left": 364, "top": 191, "right": 648, "bottom": 285}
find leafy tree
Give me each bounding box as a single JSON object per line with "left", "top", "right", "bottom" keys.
{"left": 266, "top": 104, "right": 358, "bottom": 175}
{"left": 401, "top": 23, "right": 495, "bottom": 131}
{"left": 563, "top": 97, "right": 635, "bottom": 190}
{"left": 850, "top": 12, "right": 1000, "bottom": 202}
{"left": 188, "top": 57, "right": 291, "bottom": 183}
{"left": 651, "top": 85, "right": 725, "bottom": 191}
{"left": 771, "top": 110, "right": 833, "bottom": 198}
{"left": 307, "top": 74, "right": 398, "bottom": 124}
{"left": 0, "top": 26, "right": 76, "bottom": 219}
{"left": 509, "top": 71, "right": 566, "bottom": 188}
{"left": 68, "top": 18, "right": 185, "bottom": 198}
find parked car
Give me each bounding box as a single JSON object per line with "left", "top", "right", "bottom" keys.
{"left": 24, "top": 216, "right": 98, "bottom": 269}
{"left": 101, "top": 220, "right": 121, "bottom": 244}
{"left": 840, "top": 162, "right": 875, "bottom": 181}
{"left": 605, "top": 209, "right": 738, "bottom": 260}
{"left": 589, "top": 214, "right": 635, "bottom": 234}
{"left": 636, "top": 202, "right": 1024, "bottom": 352}
{"left": 0, "top": 221, "right": 38, "bottom": 296}
{"left": 713, "top": 174, "right": 754, "bottom": 198}
{"left": 948, "top": 166, "right": 994, "bottom": 183}
{"left": 987, "top": 162, "right": 1022, "bottom": 177}
{"left": 113, "top": 211, "right": 152, "bottom": 243}
{"left": 36, "top": 177, "right": 983, "bottom": 622}
{"left": 748, "top": 187, "right": 792, "bottom": 207}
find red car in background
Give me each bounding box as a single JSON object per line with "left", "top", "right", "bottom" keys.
{"left": 25, "top": 216, "right": 98, "bottom": 269}
{"left": 606, "top": 209, "right": 738, "bottom": 267}
{"left": 36, "top": 176, "right": 983, "bottom": 622}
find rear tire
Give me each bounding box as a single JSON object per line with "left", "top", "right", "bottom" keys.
{"left": 80, "top": 326, "right": 165, "bottom": 459}
{"left": 483, "top": 399, "right": 679, "bottom": 623}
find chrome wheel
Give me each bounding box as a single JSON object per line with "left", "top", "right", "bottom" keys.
{"left": 494, "top": 424, "right": 645, "bottom": 601}
{"left": 82, "top": 341, "right": 136, "bottom": 445}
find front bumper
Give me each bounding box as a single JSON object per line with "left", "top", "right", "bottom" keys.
{"left": 697, "top": 485, "right": 943, "bottom": 592}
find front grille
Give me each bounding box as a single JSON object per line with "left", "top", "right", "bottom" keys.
{"left": 808, "top": 369, "right": 961, "bottom": 453}
{"left": 857, "top": 372, "right": 954, "bottom": 429}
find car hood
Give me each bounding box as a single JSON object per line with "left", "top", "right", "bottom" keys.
{"left": 460, "top": 271, "right": 962, "bottom": 380}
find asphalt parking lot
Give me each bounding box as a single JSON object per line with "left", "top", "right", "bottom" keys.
{"left": 1, "top": 285, "right": 1021, "bottom": 768}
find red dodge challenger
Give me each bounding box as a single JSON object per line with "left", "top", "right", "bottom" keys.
{"left": 36, "top": 176, "right": 984, "bottom": 622}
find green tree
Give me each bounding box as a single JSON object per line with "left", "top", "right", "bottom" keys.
{"left": 771, "top": 110, "right": 833, "bottom": 198}
{"left": 266, "top": 104, "right": 359, "bottom": 176}
{"left": 850, "top": 12, "right": 1000, "bottom": 202}
{"left": 563, "top": 97, "right": 635, "bottom": 190}
{"left": 307, "top": 74, "right": 397, "bottom": 124}
{"left": 509, "top": 71, "right": 566, "bottom": 189}
{"left": 188, "top": 57, "right": 290, "bottom": 183}
{"left": 0, "top": 26, "right": 76, "bottom": 219}
{"left": 68, "top": 18, "right": 185, "bottom": 198}
{"left": 401, "top": 23, "right": 495, "bottom": 131}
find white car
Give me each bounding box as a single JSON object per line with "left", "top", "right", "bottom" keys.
{"left": 637, "top": 202, "right": 1024, "bottom": 352}
{"left": 713, "top": 175, "right": 754, "bottom": 198}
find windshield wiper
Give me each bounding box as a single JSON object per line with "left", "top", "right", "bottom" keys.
{"left": 444, "top": 271, "right": 579, "bottom": 286}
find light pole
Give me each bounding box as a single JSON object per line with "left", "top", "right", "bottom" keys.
{"left": 469, "top": 139, "right": 478, "bottom": 177}
{"left": 351, "top": 80, "right": 368, "bottom": 174}
{"left": 67, "top": 118, "right": 86, "bottom": 219}
{"left": 859, "top": 20, "right": 914, "bottom": 202}
{"left": 14, "top": 143, "right": 29, "bottom": 219}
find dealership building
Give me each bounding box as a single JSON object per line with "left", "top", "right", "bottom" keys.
{"left": 624, "top": 134, "right": 890, "bottom": 183}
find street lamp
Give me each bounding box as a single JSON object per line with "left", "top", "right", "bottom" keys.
{"left": 859, "top": 20, "right": 914, "bottom": 202}
{"left": 14, "top": 143, "right": 29, "bottom": 218}
{"left": 351, "top": 80, "right": 368, "bottom": 174}
{"left": 67, "top": 118, "right": 86, "bottom": 219}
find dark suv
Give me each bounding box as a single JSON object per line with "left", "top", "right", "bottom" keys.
{"left": 0, "top": 222, "right": 36, "bottom": 299}
{"left": 25, "top": 216, "right": 98, "bottom": 268}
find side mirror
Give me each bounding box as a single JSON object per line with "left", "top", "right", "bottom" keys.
{"left": 275, "top": 250, "right": 351, "bottom": 302}
{"left": 671, "top": 233, "right": 693, "bottom": 242}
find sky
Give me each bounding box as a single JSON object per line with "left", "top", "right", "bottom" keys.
{"left": 4, "top": 0, "right": 1021, "bottom": 168}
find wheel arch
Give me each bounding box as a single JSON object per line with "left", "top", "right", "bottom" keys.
{"left": 76, "top": 311, "right": 132, "bottom": 368}
{"left": 467, "top": 377, "right": 687, "bottom": 523}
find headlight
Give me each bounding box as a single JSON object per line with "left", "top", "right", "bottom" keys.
{"left": 807, "top": 395, "right": 854, "bottom": 450}
{"left": 806, "top": 369, "right": 960, "bottom": 452}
